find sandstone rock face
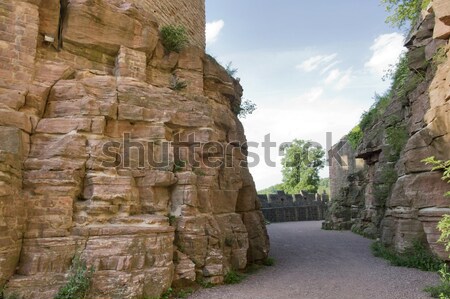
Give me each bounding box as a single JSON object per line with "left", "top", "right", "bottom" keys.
{"left": 326, "top": 2, "right": 450, "bottom": 258}
{"left": 0, "top": 1, "right": 269, "bottom": 298}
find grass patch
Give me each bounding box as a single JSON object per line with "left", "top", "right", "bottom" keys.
{"left": 223, "top": 270, "right": 245, "bottom": 285}
{"left": 160, "top": 25, "right": 188, "bottom": 53}
{"left": 371, "top": 240, "right": 442, "bottom": 272}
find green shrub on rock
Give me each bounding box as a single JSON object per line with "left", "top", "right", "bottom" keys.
{"left": 160, "top": 25, "right": 188, "bottom": 53}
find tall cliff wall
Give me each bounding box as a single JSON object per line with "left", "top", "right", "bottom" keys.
{"left": 325, "top": 0, "right": 450, "bottom": 258}
{"left": 0, "top": 1, "right": 268, "bottom": 298}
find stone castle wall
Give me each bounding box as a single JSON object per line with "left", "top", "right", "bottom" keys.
{"left": 258, "top": 191, "right": 328, "bottom": 223}
{"left": 0, "top": 1, "right": 268, "bottom": 298}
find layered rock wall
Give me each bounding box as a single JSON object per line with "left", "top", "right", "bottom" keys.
{"left": 0, "top": 1, "right": 268, "bottom": 298}
{"left": 326, "top": 0, "right": 450, "bottom": 257}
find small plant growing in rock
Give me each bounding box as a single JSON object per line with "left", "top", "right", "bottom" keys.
{"left": 225, "top": 62, "right": 238, "bottom": 77}
{"left": 173, "top": 160, "right": 186, "bottom": 172}
{"left": 233, "top": 99, "right": 257, "bottom": 118}
{"left": 224, "top": 236, "right": 234, "bottom": 247}
{"left": 54, "top": 254, "right": 94, "bottom": 299}
{"left": 432, "top": 46, "right": 448, "bottom": 68}
{"left": 170, "top": 75, "right": 187, "bottom": 91}
{"left": 167, "top": 214, "right": 177, "bottom": 226}
{"left": 160, "top": 25, "right": 188, "bottom": 53}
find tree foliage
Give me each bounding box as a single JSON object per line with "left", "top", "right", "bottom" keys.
{"left": 281, "top": 139, "right": 324, "bottom": 194}
{"left": 380, "top": 0, "right": 430, "bottom": 29}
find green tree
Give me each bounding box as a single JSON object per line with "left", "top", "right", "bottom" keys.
{"left": 281, "top": 139, "right": 325, "bottom": 194}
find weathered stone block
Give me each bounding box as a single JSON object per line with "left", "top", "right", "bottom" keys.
{"left": 211, "top": 190, "right": 238, "bottom": 214}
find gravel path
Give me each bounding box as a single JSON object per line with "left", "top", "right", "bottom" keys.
{"left": 189, "top": 221, "right": 440, "bottom": 299}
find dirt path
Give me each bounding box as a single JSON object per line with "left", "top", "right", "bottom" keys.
{"left": 189, "top": 221, "right": 440, "bottom": 299}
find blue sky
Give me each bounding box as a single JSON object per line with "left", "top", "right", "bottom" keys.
{"left": 205, "top": 0, "right": 406, "bottom": 190}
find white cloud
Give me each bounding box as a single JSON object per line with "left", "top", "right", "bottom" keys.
{"left": 206, "top": 20, "right": 225, "bottom": 45}
{"left": 335, "top": 69, "right": 353, "bottom": 90}
{"left": 296, "top": 53, "right": 337, "bottom": 72}
{"left": 320, "top": 60, "right": 341, "bottom": 75}
{"left": 365, "top": 33, "right": 406, "bottom": 76}
{"left": 305, "top": 87, "right": 324, "bottom": 102}
{"left": 324, "top": 68, "right": 353, "bottom": 90}
{"left": 324, "top": 69, "right": 341, "bottom": 85}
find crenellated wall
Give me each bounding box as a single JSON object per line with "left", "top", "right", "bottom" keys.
{"left": 258, "top": 191, "right": 328, "bottom": 223}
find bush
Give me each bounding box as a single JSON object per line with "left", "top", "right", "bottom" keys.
{"left": 160, "top": 25, "right": 188, "bottom": 53}
{"left": 371, "top": 240, "right": 442, "bottom": 272}
{"left": 55, "top": 255, "right": 94, "bottom": 299}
